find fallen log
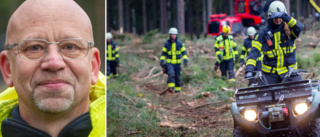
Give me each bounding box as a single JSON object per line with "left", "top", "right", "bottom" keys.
{"left": 127, "top": 131, "right": 142, "bottom": 135}
{"left": 189, "top": 101, "right": 222, "bottom": 110}
{"left": 158, "top": 87, "right": 170, "bottom": 96}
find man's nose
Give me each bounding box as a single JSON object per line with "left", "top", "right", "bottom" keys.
{"left": 40, "top": 45, "right": 66, "bottom": 71}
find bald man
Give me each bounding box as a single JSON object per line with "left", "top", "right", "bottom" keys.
{"left": 0, "top": 0, "right": 105, "bottom": 136}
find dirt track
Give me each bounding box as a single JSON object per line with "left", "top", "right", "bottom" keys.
{"left": 142, "top": 81, "right": 234, "bottom": 136}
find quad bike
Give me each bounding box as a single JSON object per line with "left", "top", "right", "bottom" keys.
{"left": 231, "top": 69, "right": 320, "bottom": 136}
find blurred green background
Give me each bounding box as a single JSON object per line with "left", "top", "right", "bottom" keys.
{"left": 0, "top": 1, "right": 105, "bottom": 92}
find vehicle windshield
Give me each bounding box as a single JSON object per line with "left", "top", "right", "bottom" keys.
{"left": 208, "top": 21, "right": 220, "bottom": 33}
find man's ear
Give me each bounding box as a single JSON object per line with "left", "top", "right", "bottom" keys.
{"left": 0, "top": 51, "right": 13, "bottom": 87}
{"left": 91, "top": 48, "right": 101, "bottom": 85}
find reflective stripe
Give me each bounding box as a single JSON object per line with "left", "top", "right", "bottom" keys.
{"left": 265, "top": 50, "right": 275, "bottom": 58}
{"left": 181, "top": 45, "right": 186, "bottom": 52}
{"left": 275, "top": 32, "right": 284, "bottom": 68}
{"left": 262, "top": 63, "right": 297, "bottom": 74}
{"left": 182, "top": 55, "right": 188, "bottom": 59}
{"left": 240, "top": 55, "right": 245, "bottom": 59}
{"left": 172, "top": 43, "right": 176, "bottom": 62}
{"left": 107, "top": 44, "right": 116, "bottom": 61}
{"left": 246, "top": 59, "right": 256, "bottom": 67}
{"left": 292, "top": 31, "right": 298, "bottom": 38}
{"left": 252, "top": 41, "right": 262, "bottom": 51}
{"left": 216, "top": 51, "right": 222, "bottom": 56}
{"left": 229, "top": 78, "right": 236, "bottom": 82}
{"left": 242, "top": 46, "right": 246, "bottom": 50}
{"left": 166, "top": 59, "right": 181, "bottom": 64}
{"left": 175, "top": 87, "right": 181, "bottom": 91}
{"left": 288, "top": 18, "right": 297, "bottom": 28}
{"left": 225, "top": 39, "right": 230, "bottom": 58}
{"left": 168, "top": 83, "right": 175, "bottom": 87}
{"left": 160, "top": 56, "right": 166, "bottom": 60}
{"left": 162, "top": 47, "right": 167, "bottom": 52}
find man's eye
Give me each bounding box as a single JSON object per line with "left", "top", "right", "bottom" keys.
{"left": 27, "top": 45, "right": 44, "bottom": 51}
{"left": 62, "top": 44, "right": 78, "bottom": 51}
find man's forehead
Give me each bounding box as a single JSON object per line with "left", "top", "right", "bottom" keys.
{"left": 6, "top": 0, "right": 92, "bottom": 44}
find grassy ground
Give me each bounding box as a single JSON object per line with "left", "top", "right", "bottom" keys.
{"left": 107, "top": 28, "right": 320, "bottom": 136}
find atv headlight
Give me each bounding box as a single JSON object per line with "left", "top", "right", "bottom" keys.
{"left": 294, "top": 103, "right": 308, "bottom": 115}
{"left": 244, "top": 110, "right": 257, "bottom": 121}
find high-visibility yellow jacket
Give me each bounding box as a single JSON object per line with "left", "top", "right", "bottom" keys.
{"left": 106, "top": 41, "right": 119, "bottom": 61}
{"left": 0, "top": 72, "right": 106, "bottom": 137}
{"left": 245, "top": 15, "right": 304, "bottom": 75}
{"left": 214, "top": 34, "right": 238, "bottom": 63}
{"left": 240, "top": 34, "right": 263, "bottom": 63}
{"left": 160, "top": 38, "right": 188, "bottom": 64}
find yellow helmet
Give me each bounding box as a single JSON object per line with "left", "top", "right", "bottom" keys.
{"left": 222, "top": 25, "right": 230, "bottom": 33}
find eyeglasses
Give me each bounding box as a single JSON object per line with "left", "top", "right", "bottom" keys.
{"left": 7, "top": 38, "right": 94, "bottom": 60}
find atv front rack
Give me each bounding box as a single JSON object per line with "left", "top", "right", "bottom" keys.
{"left": 235, "top": 80, "right": 314, "bottom": 106}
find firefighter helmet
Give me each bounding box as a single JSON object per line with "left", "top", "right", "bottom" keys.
{"left": 106, "top": 33, "right": 112, "bottom": 39}
{"left": 268, "top": 1, "right": 287, "bottom": 18}
{"left": 222, "top": 25, "right": 231, "bottom": 33}
{"left": 247, "top": 27, "right": 256, "bottom": 36}
{"left": 168, "top": 27, "right": 178, "bottom": 34}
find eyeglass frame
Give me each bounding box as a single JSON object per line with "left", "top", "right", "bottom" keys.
{"left": 6, "top": 38, "right": 94, "bottom": 60}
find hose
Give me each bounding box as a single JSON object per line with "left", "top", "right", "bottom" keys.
{"left": 258, "top": 111, "right": 271, "bottom": 130}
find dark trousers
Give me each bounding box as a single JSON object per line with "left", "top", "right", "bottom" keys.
{"left": 220, "top": 60, "right": 235, "bottom": 79}
{"left": 107, "top": 61, "right": 117, "bottom": 77}
{"left": 249, "top": 61, "right": 262, "bottom": 86}
{"left": 167, "top": 64, "right": 182, "bottom": 92}
{"left": 258, "top": 71, "right": 302, "bottom": 85}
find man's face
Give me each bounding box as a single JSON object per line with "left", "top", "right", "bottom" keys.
{"left": 223, "top": 32, "right": 229, "bottom": 37}
{"left": 0, "top": 0, "right": 100, "bottom": 113}
{"left": 249, "top": 35, "right": 255, "bottom": 39}
{"left": 170, "top": 34, "right": 177, "bottom": 40}
{"left": 107, "top": 39, "right": 111, "bottom": 43}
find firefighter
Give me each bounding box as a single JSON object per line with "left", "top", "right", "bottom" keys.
{"left": 240, "top": 27, "right": 262, "bottom": 86}
{"left": 245, "top": 1, "right": 304, "bottom": 85}
{"left": 160, "top": 27, "right": 188, "bottom": 93}
{"left": 106, "top": 32, "right": 119, "bottom": 79}
{"left": 214, "top": 25, "right": 238, "bottom": 82}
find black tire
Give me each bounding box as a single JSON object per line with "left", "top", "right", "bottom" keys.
{"left": 233, "top": 126, "right": 248, "bottom": 137}
{"left": 311, "top": 118, "right": 320, "bottom": 137}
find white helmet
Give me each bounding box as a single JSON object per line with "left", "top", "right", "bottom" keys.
{"left": 106, "top": 33, "right": 112, "bottom": 39}
{"left": 168, "top": 27, "right": 178, "bottom": 34}
{"left": 268, "top": 1, "right": 287, "bottom": 18}
{"left": 247, "top": 27, "right": 256, "bottom": 36}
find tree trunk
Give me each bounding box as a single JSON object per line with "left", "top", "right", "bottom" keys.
{"left": 118, "top": 0, "right": 124, "bottom": 34}
{"left": 177, "top": 0, "right": 185, "bottom": 34}
{"left": 202, "top": 0, "right": 207, "bottom": 36}
{"left": 187, "top": 1, "right": 194, "bottom": 40}
{"left": 152, "top": 0, "right": 157, "bottom": 30}
{"left": 229, "top": 0, "right": 234, "bottom": 15}
{"left": 142, "top": 0, "right": 147, "bottom": 34}
{"left": 107, "top": 0, "right": 110, "bottom": 32}
{"left": 132, "top": 8, "right": 136, "bottom": 34}
{"left": 208, "top": 0, "right": 212, "bottom": 15}
{"left": 125, "top": 0, "right": 130, "bottom": 32}
{"left": 283, "top": 0, "right": 290, "bottom": 15}
{"left": 160, "top": 0, "right": 168, "bottom": 33}
{"left": 296, "top": 0, "right": 300, "bottom": 19}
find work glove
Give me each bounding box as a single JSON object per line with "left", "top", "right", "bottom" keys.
{"left": 245, "top": 71, "right": 253, "bottom": 79}
{"left": 160, "top": 60, "right": 165, "bottom": 67}
{"left": 270, "top": 12, "right": 284, "bottom": 19}
{"left": 183, "top": 59, "right": 188, "bottom": 68}
{"left": 162, "top": 67, "right": 167, "bottom": 74}
{"left": 218, "top": 55, "right": 222, "bottom": 62}
{"left": 240, "top": 61, "right": 244, "bottom": 67}
{"left": 115, "top": 59, "right": 120, "bottom": 67}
